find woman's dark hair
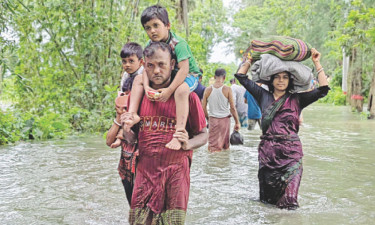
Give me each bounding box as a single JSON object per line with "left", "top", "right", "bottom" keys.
{"left": 141, "top": 5, "right": 170, "bottom": 28}
{"left": 143, "top": 42, "right": 172, "bottom": 59}
{"left": 120, "top": 42, "right": 143, "bottom": 59}
{"left": 268, "top": 72, "right": 294, "bottom": 93}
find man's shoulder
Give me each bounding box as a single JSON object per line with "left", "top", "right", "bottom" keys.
{"left": 223, "top": 85, "right": 231, "bottom": 90}
{"left": 222, "top": 85, "right": 232, "bottom": 97}
{"left": 205, "top": 85, "right": 213, "bottom": 92}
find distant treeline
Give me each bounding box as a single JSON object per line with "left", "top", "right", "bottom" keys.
{"left": 0, "top": 0, "right": 374, "bottom": 145}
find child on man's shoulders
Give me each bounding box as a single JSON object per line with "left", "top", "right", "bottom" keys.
{"left": 124, "top": 5, "right": 202, "bottom": 150}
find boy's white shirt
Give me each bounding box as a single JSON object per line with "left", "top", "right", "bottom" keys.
{"left": 120, "top": 66, "right": 144, "bottom": 92}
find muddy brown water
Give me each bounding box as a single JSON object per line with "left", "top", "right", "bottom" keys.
{"left": 1, "top": 104, "right": 374, "bottom": 224}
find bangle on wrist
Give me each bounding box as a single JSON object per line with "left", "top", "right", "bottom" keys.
{"left": 113, "top": 119, "right": 121, "bottom": 127}
{"left": 242, "top": 60, "right": 251, "bottom": 67}
{"left": 316, "top": 67, "right": 324, "bottom": 75}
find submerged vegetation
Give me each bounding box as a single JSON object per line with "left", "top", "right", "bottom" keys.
{"left": 1, "top": 0, "right": 374, "bottom": 144}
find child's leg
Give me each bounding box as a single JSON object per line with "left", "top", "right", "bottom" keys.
{"left": 124, "top": 75, "right": 143, "bottom": 132}
{"left": 110, "top": 138, "right": 122, "bottom": 148}
{"left": 166, "top": 82, "right": 190, "bottom": 150}
{"left": 110, "top": 129, "right": 124, "bottom": 148}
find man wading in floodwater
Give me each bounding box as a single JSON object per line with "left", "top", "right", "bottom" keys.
{"left": 118, "top": 42, "right": 207, "bottom": 224}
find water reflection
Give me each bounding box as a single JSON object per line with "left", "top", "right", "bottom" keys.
{"left": 1, "top": 104, "right": 374, "bottom": 224}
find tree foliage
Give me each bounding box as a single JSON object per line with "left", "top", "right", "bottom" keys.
{"left": 0, "top": 0, "right": 227, "bottom": 144}
{"left": 231, "top": 0, "right": 375, "bottom": 112}
{"left": 2, "top": 0, "right": 375, "bottom": 144}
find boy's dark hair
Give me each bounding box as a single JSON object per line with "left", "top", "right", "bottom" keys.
{"left": 120, "top": 42, "right": 143, "bottom": 59}
{"left": 269, "top": 72, "right": 294, "bottom": 93}
{"left": 144, "top": 42, "right": 172, "bottom": 59}
{"left": 215, "top": 68, "right": 226, "bottom": 77}
{"left": 141, "top": 5, "right": 170, "bottom": 28}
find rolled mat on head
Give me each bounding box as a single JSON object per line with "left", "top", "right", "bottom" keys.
{"left": 245, "top": 36, "right": 312, "bottom": 62}
{"left": 251, "top": 54, "right": 313, "bottom": 93}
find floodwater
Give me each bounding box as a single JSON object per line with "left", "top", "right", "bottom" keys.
{"left": 1, "top": 104, "right": 374, "bottom": 225}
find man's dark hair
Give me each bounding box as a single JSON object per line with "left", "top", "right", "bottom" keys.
{"left": 269, "top": 72, "right": 294, "bottom": 93}
{"left": 120, "top": 42, "right": 143, "bottom": 59}
{"left": 141, "top": 5, "right": 170, "bottom": 28}
{"left": 215, "top": 68, "right": 226, "bottom": 77}
{"left": 143, "top": 42, "right": 172, "bottom": 59}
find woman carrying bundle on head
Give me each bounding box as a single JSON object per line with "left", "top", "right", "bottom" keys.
{"left": 235, "top": 48, "right": 329, "bottom": 209}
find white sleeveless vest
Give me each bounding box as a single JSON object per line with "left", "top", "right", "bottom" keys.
{"left": 207, "top": 85, "right": 230, "bottom": 118}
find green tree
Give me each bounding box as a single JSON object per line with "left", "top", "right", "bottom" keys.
{"left": 0, "top": 0, "right": 228, "bottom": 144}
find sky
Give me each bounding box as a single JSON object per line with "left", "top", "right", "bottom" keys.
{"left": 208, "top": 42, "right": 236, "bottom": 64}
{"left": 207, "top": 0, "right": 239, "bottom": 64}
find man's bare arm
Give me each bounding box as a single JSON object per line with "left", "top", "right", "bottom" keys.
{"left": 106, "top": 110, "right": 122, "bottom": 146}
{"left": 227, "top": 87, "right": 241, "bottom": 131}
{"left": 201, "top": 87, "right": 211, "bottom": 120}
{"left": 174, "top": 128, "right": 208, "bottom": 150}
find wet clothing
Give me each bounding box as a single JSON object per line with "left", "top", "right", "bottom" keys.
{"left": 247, "top": 118, "right": 260, "bottom": 131}
{"left": 206, "top": 85, "right": 231, "bottom": 151}
{"left": 118, "top": 140, "right": 138, "bottom": 205}
{"left": 117, "top": 94, "right": 138, "bottom": 205}
{"left": 129, "top": 92, "right": 206, "bottom": 224}
{"left": 147, "top": 31, "right": 201, "bottom": 91}
{"left": 244, "top": 91, "right": 261, "bottom": 120}
{"left": 244, "top": 90, "right": 262, "bottom": 130}
{"left": 207, "top": 85, "right": 230, "bottom": 118}
{"left": 231, "top": 84, "right": 248, "bottom": 127}
{"left": 208, "top": 116, "right": 231, "bottom": 152}
{"left": 235, "top": 73, "right": 329, "bottom": 209}
{"left": 238, "top": 113, "right": 248, "bottom": 128}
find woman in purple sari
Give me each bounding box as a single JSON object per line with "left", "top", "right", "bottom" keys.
{"left": 235, "top": 48, "right": 329, "bottom": 209}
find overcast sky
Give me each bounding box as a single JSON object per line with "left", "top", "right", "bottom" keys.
{"left": 208, "top": 0, "right": 240, "bottom": 64}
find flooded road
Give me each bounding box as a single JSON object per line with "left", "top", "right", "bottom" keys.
{"left": 1, "top": 104, "right": 375, "bottom": 224}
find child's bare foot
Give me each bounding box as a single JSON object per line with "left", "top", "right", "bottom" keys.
{"left": 110, "top": 138, "right": 122, "bottom": 148}
{"left": 123, "top": 112, "right": 140, "bottom": 132}
{"left": 166, "top": 137, "right": 182, "bottom": 150}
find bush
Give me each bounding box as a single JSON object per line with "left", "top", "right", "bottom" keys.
{"left": 318, "top": 86, "right": 347, "bottom": 105}
{"left": 0, "top": 111, "right": 21, "bottom": 145}
{"left": 0, "top": 109, "right": 70, "bottom": 145}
